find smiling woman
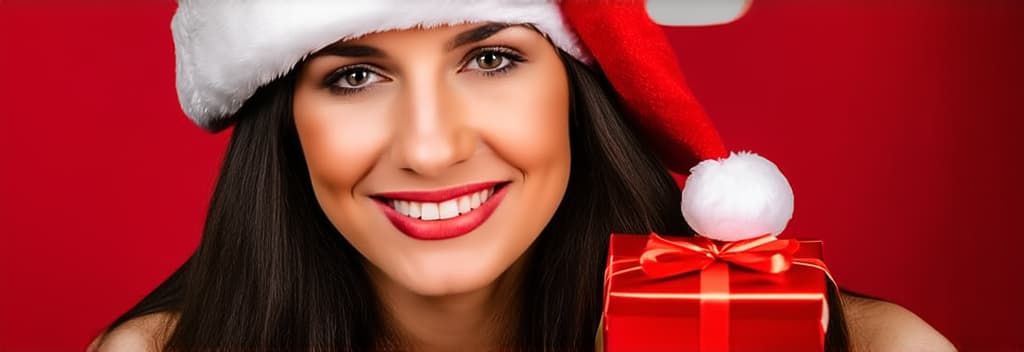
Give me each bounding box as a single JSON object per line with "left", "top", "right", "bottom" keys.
{"left": 293, "top": 24, "right": 572, "bottom": 306}
{"left": 89, "top": 2, "right": 954, "bottom": 352}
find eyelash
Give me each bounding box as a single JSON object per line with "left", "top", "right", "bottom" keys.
{"left": 464, "top": 47, "right": 525, "bottom": 77}
{"left": 324, "top": 64, "right": 381, "bottom": 96}
{"left": 323, "top": 47, "right": 527, "bottom": 96}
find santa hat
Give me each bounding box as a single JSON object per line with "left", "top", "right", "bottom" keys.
{"left": 171, "top": 0, "right": 791, "bottom": 242}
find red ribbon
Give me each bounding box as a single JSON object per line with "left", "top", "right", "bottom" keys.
{"left": 638, "top": 233, "right": 801, "bottom": 352}
{"left": 640, "top": 233, "right": 801, "bottom": 278}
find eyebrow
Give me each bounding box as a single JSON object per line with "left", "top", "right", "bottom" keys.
{"left": 312, "top": 22, "right": 515, "bottom": 58}
{"left": 311, "top": 44, "right": 385, "bottom": 58}
{"left": 448, "top": 22, "right": 514, "bottom": 50}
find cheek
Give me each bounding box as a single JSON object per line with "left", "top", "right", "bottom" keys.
{"left": 293, "top": 93, "right": 392, "bottom": 206}
{"left": 465, "top": 66, "right": 572, "bottom": 247}
{"left": 470, "top": 73, "right": 571, "bottom": 176}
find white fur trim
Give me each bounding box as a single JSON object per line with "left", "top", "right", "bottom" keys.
{"left": 171, "top": 0, "right": 587, "bottom": 130}
{"left": 680, "top": 152, "right": 794, "bottom": 242}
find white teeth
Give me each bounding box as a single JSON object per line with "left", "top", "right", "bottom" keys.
{"left": 470, "top": 193, "right": 481, "bottom": 208}
{"left": 438, "top": 200, "right": 459, "bottom": 219}
{"left": 388, "top": 185, "right": 500, "bottom": 221}
{"left": 420, "top": 202, "right": 440, "bottom": 220}
{"left": 409, "top": 201, "right": 421, "bottom": 218}
{"left": 458, "top": 195, "right": 471, "bottom": 214}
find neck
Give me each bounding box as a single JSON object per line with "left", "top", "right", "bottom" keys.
{"left": 368, "top": 257, "right": 527, "bottom": 352}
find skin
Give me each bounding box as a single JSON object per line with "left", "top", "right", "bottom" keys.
{"left": 293, "top": 23, "right": 571, "bottom": 350}
{"left": 92, "top": 23, "right": 957, "bottom": 352}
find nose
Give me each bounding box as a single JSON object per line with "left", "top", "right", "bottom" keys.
{"left": 391, "top": 74, "right": 476, "bottom": 178}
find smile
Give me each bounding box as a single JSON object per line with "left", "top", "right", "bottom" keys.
{"left": 372, "top": 181, "right": 510, "bottom": 240}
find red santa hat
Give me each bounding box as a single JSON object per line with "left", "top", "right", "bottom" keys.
{"left": 171, "top": 0, "right": 791, "bottom": 242}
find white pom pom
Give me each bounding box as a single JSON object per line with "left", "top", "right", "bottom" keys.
{"left": 680, "top": 151, "right": 794, "bottom": 242}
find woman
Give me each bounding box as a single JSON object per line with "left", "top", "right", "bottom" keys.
{"left": 91, "top": 2, "right": 954, "bottom": 351}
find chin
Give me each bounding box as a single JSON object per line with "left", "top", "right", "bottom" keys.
{"left": 399, "top": 262, "right": 506, "bottom": 297}
{"left": 387, "top": 240, "right": 527, "bottom": 297}
{"left": 374, "top": 204, "right": 537, "bottom": 298}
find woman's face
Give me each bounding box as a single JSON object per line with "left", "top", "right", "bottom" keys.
{"left": 293, "top": 23, "right": 570, "bottom": 296}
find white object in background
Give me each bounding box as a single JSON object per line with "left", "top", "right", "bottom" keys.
{"left": 646, "top": 0, "right": 752, "bottom": 26}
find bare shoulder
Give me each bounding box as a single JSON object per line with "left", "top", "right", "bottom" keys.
{"left": 88, "top": 312, "right": 178, "bottom": 352}
{"left": 841, "top": 293, "right": 957, "bottom": 352}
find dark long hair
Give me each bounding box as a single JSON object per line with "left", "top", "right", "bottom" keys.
{"left": 100, "top": 50, "right": 850, "bottom": 351}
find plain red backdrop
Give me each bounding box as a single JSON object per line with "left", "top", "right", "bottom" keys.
{"left": 1, "top": 1, "right": 1021, "bottom": 350}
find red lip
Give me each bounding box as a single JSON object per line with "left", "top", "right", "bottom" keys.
{"left": 373, "top": 181, "right": 503, "bottom": 202}
{"left": 373, "top": 182, "right": 510, "bottom": 241}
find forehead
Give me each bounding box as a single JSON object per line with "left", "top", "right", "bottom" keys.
{"left": 313, "top": 22, "right": 543, "bottom": 55}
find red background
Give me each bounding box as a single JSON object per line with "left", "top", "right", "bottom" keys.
{"left": 1, "top": 1, "right": 1021, "bottom": 350}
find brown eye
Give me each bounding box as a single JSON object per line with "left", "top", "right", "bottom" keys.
{"left": 329, "top": 66, "right": 385, "bottom": 91}
{"left": 345, "top": 69, "right": 371, "bottom": 87}
{"left": 475, "top": 52, "right": 505, "bottom": 70}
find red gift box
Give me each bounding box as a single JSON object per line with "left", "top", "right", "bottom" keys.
{"left": 602, "top": 233, "right": 832, "bottom": 352}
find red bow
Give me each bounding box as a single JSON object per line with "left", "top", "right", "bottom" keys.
{"left": 640, "top": 233, "right": 801, "bottom": 279}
